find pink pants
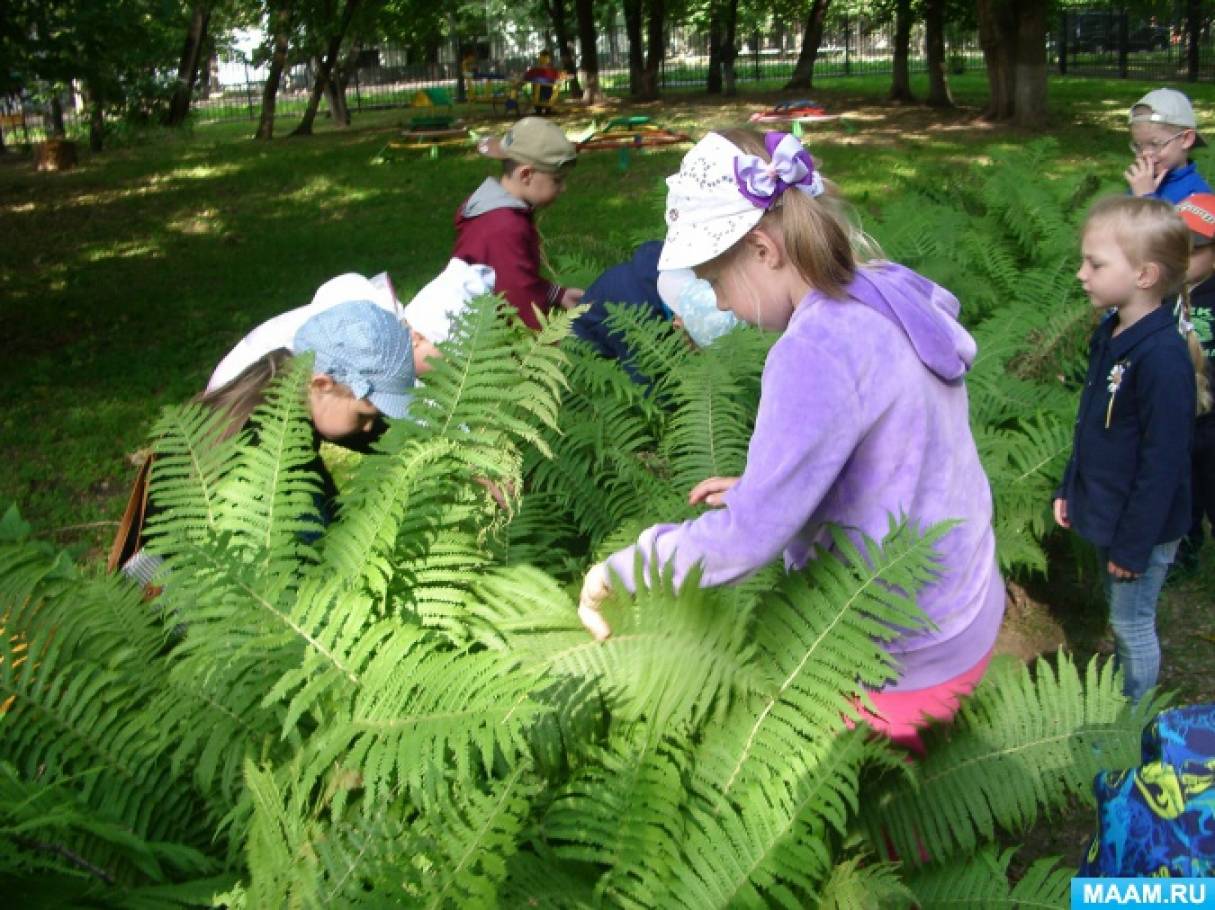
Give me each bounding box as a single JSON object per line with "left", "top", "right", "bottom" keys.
{"left": 852, "top": 647, "right": 995, "bottom": 757}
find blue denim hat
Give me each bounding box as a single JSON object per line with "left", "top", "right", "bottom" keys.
{"left": 293, "top": 299, "right": 414, "bottom": 419}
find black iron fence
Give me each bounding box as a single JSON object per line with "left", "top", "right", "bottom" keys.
{"left": 3, "top": 9, "right": 1214, "bottom": 148}
{"left": 1057, "top": 6, "right": 1214, "bottom": 80}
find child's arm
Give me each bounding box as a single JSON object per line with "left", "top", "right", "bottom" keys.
{"left": 484, "top": 216, "right": 566, "bottom": 328}
{"left": 1107, "top": 349, "right": 1195, "bottom": 573}
{"left": 601, "top": 334, "right": 864, "bottom": 594}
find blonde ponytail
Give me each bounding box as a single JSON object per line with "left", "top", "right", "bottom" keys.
{"left": 1179, "top": 287, "right": 1213, "bottom": 415}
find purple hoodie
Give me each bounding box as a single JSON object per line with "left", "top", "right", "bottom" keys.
{"left": 604, "top": 262, "right": 1005, "bottom": 692}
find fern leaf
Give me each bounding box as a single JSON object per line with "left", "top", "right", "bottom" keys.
{"left": 863, "top": 653, "right": 1165, "bottom": 865}
{"left": 905, "top": 847, "right": 1071, "bottom": 909}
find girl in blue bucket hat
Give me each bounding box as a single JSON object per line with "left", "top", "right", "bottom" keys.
{"left": 110, "top": 299, "right": 415, "bottom": 584}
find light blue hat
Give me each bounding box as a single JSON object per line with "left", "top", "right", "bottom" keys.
{"left": 293, "top": 300, "right": 414, "bottom": 419}
{"left": 656, "top": 268, "right": 739, "bottom": 348}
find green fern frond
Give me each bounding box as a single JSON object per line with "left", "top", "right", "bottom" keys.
{"left": 689, "top": 520, "right": 944, "bottom": 805}
{"left": 410, "top": 764, "right": 540, "bottom": 909}
{"left": 817, "top": 853, "right": 914, "bottom": 910}
{"left": 862, "top": 653, "right": 1164, "bottom": 865}
{"left": 294, "top": 625, "right": 550, "bottom": 812}
{"left": 661, "top": 730, "right": 878, "bottom": 910}
{"left": 544, "top": 727, "right": 687, "bottom": 907}
{"left": 142, "top": 401, "right": 243, "bottom": 551}
{"left": 549, "top": 558, "right": 762, "bottom": 733}
{"left": 212, "top": 358, "right": 323, "bottom": 561}
{"left": 498, "top": 841, "right": 600, "bottom": 909}
{"left": 603, "top": 302, "right": 696, "bottom": 397}
{"left": 0, "top": 628, "right": 211, "bottom": 864}
{"left": 905, "top": 846, "right": 1071, "bottom": 909}
{"left": 661, "top": 329, "right": 765, "bottom": 490}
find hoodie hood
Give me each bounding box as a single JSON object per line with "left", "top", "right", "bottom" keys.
{"left": 846, "top": 262, "right": 976, "bottom": 381}
{"left": 461, "top": 177, "right": 531, "bottom": 219}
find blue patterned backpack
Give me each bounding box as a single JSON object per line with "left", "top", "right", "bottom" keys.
{"left": 1080, "top": 704, "right": 1215, "bottom": 875}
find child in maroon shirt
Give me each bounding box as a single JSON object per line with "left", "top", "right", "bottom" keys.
{"left": 453, "top": 118, "right": 583, "bottom": 330}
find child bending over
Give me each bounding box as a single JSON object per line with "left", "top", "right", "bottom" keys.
{"left": 110, "top": 300, "right": 414, "bottom": 584}
{"left": 577, "top": 129, "right": 1006, "bottom": 754}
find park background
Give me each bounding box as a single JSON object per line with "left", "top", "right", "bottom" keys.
{"left": 3, "top": 0, "right": 1215, "bottom": 904}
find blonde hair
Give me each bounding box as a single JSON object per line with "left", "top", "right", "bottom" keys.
{"left": 1178, "top": 287, "right": 1213, "bottom": 413}
{"left": 1083, "top": 195, "right": 1210, "bottom": 414}
{"left": 196, "top": 348, "right": 294, "bottom": 441}
{"left": 697, "top": 128, "right": 881, "bottom": 300}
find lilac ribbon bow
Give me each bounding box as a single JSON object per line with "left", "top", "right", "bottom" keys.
{"left": 733, "top": 132, "right": 825, "bottom": 210}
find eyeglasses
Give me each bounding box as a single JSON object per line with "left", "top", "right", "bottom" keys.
{"left": 1129, "top": 130, "right": 1189, "bottom": 155}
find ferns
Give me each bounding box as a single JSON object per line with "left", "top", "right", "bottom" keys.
{"left": 0, "top": 151, "right": 1151, "bottom": 906}
{"left": 862, "top": 653, "right": 1164, "bottom": 865}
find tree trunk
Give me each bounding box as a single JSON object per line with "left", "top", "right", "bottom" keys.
{"left": 86, "top": 81, "right": 104, "bottom": 152}
{"left": 639, "top": 0, "right": 665, "bottom": 99}
{"left": 924, "top": 0, "right": 953, "bottom": 107}
{"left": 976, "top": 0, "right": 1015, "bottom": 120}
{"left": 976, "top": 0, "right": 1047, "bottom": 126}
{"left": 547, "top": 0, "right": 581, "bottom": 97}
{"left": 623, "top": 0, "right": 645, "bottom": 97}
{"left": 707, "top": 4, "right": 723, "bottom": 94}
{"left": 49, "top": 95, "right": 67, "bottom": 138}
{"left": 324, "top": 49, "right": 355, "bottom": 127}
{"left": 1187, "top": 0, "right": 1202, "bottom": 82}
{"left": 292, "top": 0, "right": 362, "bottom": 137}
{"left": 255, "top": 1, "right": 293, "bottom": 140}
{"left": 574, "top": 0, "right": 603, "bottom": 102}
{"left": 1011, "top": 0, "right": 1047, "bottom": 128}
{"left": 889, "top": 0, "right": 915, "bottom": 102}
{"left": 166, "top": 2, "right": 211, "bottom": 126}
{"left": 785, "top": 0, "right": 831, "bottom": 90}
{"left": 722, "top": 0, "right": 739, "bottom": 96}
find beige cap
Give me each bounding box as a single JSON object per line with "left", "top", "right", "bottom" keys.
{"left": 477, "top": 117, "right": 576, "bottom": 171}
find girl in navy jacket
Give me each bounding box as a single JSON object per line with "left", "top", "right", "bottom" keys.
{"left": 1055, "top": 196, "right": 1199, "bottom": 702}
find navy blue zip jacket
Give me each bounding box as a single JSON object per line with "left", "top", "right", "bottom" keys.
{"left": 573, "top": 241, "right": 671, "bottom": 384}
{"left": 1058, "top": 305, "right": 1195, "bottom": 573}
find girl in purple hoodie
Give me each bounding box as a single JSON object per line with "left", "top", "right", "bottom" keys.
{"left": 577, "top": 129, "right": 1006, "bottom": 753}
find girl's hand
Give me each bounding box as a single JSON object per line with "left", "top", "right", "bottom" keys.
{"left": 1052, "top": 497, "right": 1070, "bottom": 529}
{"left": 560, "top": 288, "right": 585, "bottom": 310}
{"left": 689, "top": 476, "right": 740, "bottom": 507}
{"left": 1124, "top": 155, "right": 1166, "bottom": 196}
{"left": 578, "top": 563, "right": 612, "bottom": 641}
{"left": 1107, "top": 560, "right": 1140, "bottom": 581}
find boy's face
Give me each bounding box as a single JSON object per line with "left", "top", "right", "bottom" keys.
{"left": 513, "top": 165, "right": 567, "bottom": 208}
{"left": 1130, "top": 119, "right": 1195, "bottom": 175}
{"left": 1187, "top": 243, "right": 1215, "bottom": 285}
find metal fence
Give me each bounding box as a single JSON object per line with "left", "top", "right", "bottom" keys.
{"left": 1057, "top": 5, "right": 1214, "bottom": 80}
{"left": 3, "top": 8, "right": 1214, "bottom": 147}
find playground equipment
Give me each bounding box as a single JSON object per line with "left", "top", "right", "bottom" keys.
{"left": 748, "top": 99, "right": 834, "bottom": 124}
{"left": 410, "top": 87, "right": 455, "bottom": 109}
{"left": 467, "top": 74, "right": 511, "bottom": 110}
{"left": 387, "top": 115, "right": 474, "bottom": 154}
{"left": 574, "top": 116, "right": 691, "bottom": 152}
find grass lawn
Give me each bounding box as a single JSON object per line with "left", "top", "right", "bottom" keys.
{"left": 3, "top": 72, "right": 1212, "bottom": 540}
{"left": 3, "top": 67, "right": 1215, "bottom": 873}
{"left": 4, "top": 72, "right": 1213, "bottom": 547}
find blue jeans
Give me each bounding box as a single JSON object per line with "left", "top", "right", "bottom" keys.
{"left": 1098, "top": 539, "right": 1180, "bottom": 702}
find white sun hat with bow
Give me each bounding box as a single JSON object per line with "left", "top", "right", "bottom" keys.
{"left": 658, "top": 131, "right": 826, "bottom": 271}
